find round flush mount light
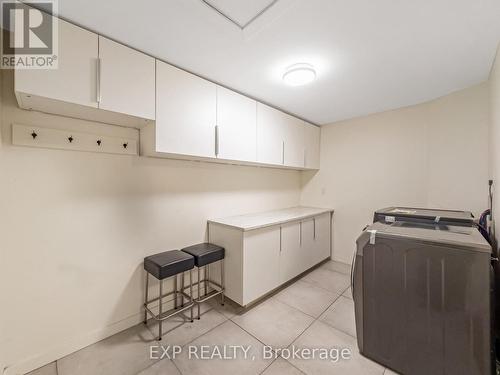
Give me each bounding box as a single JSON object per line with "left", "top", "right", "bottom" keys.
{"left": 282, "top": 63, "right": 316, "bottom": 86}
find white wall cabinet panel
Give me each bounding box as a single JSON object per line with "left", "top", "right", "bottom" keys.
{"left": 98, "top": 37, "right": 155, "bottom": 120}
{"left": 283, "top": 114, "right": 305, "bottom": 168}
{"left": 243, "top": 227, "right": 281, "bottom": 304}
{"left": 155, "top": 60, "right": 217, "bottom": 158}
{"left": 256, "top": 103, "right": 286, "bottom": 165}
{"left": 15, "top": 19, "right": 98, "bottom": 108}
{"left": 216, "top": 86, "right": 257, "bottom": 162}
{"left": 304, "top": 123, "right": 320, "bottom": 169}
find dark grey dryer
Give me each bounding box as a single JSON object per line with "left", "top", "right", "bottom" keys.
{"left": 353, "top": 221, "right": 492, "bottom": 375}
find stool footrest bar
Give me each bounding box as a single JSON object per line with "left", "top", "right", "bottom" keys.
{"left": 144, "top": 302, "right": 194, "bottom": 322}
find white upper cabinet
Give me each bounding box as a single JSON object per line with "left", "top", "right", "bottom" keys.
{"left": 15, "top": 18, "right": 98, "bottom": 108}
{"left": 256, "top": 103, "right": 312, "bottom": 169}
{"left": 216, "top": 86, "right": 256, "bottom": 162}
{"left": 155, "top": 60, "right": 217, "bottom": 158}
{"left": 304, "top": 122, "right": 320, "bottom": 169}
{"left": 256, "top": 103, "right": 286, "bottom": 165}
{"left": 98, "top": 36, "right": 155, "bottom": 120}
{"left": 283, "top": 114, "right": 305, "bottom": 168}
{"left": 14, "top": 13, "right": 320, "bottom": 170}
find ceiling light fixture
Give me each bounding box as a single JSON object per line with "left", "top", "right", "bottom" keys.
{"left": 282, "top": 63, "right": 316, "bottom": 86}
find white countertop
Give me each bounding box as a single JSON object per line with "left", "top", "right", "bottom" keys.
{"left": 208, "top": 206, "right": 334, "bottom": 231}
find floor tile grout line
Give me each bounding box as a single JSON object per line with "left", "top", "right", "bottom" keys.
{"left": 300, "top": 266, "right": 351, "bottom": 294}
{"left": 228, "top": 316, "right": 282, "bottom": 351}
{"left": 257, "top": 356, "right": 278, "bottom": 375}
{"left": 271, "top": 291, "right": 342, "bottom": 320}
{"left": 278, "top": 290, "right": 347, "bottom": 373}
{"left": 277, "top": 353, "right": 308, "bottom": 375}
{"left": 286, "top": 290, "right": 343, "bottom": 350}
{"left": 170, "top": 356, "right": 183, "bottom": 375}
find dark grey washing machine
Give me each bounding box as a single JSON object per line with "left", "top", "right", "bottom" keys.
{"left": 353, "top": 220, "right": 492, "bottom": 375}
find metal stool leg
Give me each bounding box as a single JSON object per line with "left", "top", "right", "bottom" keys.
{"left": 181, "top": 271, "right": 185, "bottom": 307}
{"left": 158, "top": 279, "right": 163, "bottom": 341}
{"left": 189, "top": 269, "right": 194, "bottom": 322}
{"left": 197, "top": 267, "right": 201, "bottom": 319}
{"left": 221, "top": 259, "right": 225, "bottom": 306}
{"left": 144, "top": 272, "right": 149, "bottom": 324}
{"left": 205, "top": 265, "right": 209, "bottom": 296}
{"left": 174, "top": 274, "right": 178, "bottom": 309}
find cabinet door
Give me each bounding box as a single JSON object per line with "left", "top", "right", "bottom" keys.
{"left": 280, "top": 222, "right": 303, "bottom": 283}
{"left": 256, "top": 103, "right": 286, "bottom": 165}
{"left": 155, "top": 61, "right": 217, "bottom": 157}
{"left": 283, "top": 115, "right": 305, "bottom": 168}
{"left": 98, "top": 37, "right": 155, "bottom": 120}
{"left": 313, "top": 213, "right": 331, "bottom": 264}
{"left": 15, "top": 18, "right": 98, "bottom": 108}
{"left": 243, "top": 227, "right": 281, "bottom": 305}
{"left": 304, "top": 122, "right": 320, "bottom": 169}
{"left": 301, "top": 218, "right": 316, "bottom": 269}
{"left": 216, "top": 86, "right": 256, "bottom": 162}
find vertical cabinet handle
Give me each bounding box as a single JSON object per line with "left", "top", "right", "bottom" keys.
{"left": 299, "top": 222, "right": 302, "bottom": 246}
{"left": 313, "top": 218, "right": 316, "bottom": 240}
{"left": 96, "top": 58, "right": 101, "bottom": 104}
{"left": 282, "top": 140, "right": 285, "bottom": 165}
{"left": 215, "top": 125, "right": 219, "bottom": 156}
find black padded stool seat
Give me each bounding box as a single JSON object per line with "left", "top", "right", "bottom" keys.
{"left": 144, "top": 250, "right": 194, "bottom": 280}
{"left": 181, "top": 243, "right": 225, "bottom": 267}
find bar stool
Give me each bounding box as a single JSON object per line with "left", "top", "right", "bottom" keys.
{"left": 143, "top": 250, "right": 195, "bottom": 340}
{"left": 181, "top": 243, "right": 225, "bottom": 319}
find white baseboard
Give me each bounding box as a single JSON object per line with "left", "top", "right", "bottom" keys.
{"left": 4, "top": 284, "right": 209, "bottom": 375}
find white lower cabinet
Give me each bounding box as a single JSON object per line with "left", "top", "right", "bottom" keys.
{"left": 208, "top": 208, "right": 332, "bottom": 306}
{"left": 313, "top": 212, "right": 332, "bottom": 263}
{"left": 280, "top": 222, "right": 302, "bottom": 283}
{"left": 242, "top": 227, "right": 281, "bottom": 304}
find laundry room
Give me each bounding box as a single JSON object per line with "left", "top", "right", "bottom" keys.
{"left": 0, "top": 1, "right": 499, "bottom": 375}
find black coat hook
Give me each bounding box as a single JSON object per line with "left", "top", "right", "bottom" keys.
{"left": 68, "top": 135, "right": 74, "bottom": 143}
{"left": 31, "top": 131, "right": 37, "bottom": 139}
{"left": 123, "top": 142, "right": 128, "bottom": 149}
{"left": 97, "top": 139, "right": 102, "bottom": 146}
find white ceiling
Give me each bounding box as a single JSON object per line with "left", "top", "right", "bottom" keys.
{"left": 48, "top": 0, "right": 500, "bottom": 125}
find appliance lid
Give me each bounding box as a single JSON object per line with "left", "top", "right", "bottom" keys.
{"left": 374, "top": 206, "right": 474, "bottom": 224}
{"left": 365, "top": 221, "right": 491, "bottom": 253}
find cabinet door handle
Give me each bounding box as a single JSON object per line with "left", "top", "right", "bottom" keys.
{"left": 299, "top": 222, "right": 302, "bottom": 246}
{"left": 313, "top": 218, "right": 316, "bottom": 240}
{"left": 96, "top": 58, "right": 101, "bottom": 104}
{"left": 215, "top": 125, "right": 219, "bottom": 156}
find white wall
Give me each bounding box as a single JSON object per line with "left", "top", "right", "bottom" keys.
{"left": 490, "top": 45, "right": 500, "bottom": 242}
{"left": 301, "top": 83, "right": 490, "bottom": 263}
{"left": 0, "top": 71, "right": 301, "bottom": 374}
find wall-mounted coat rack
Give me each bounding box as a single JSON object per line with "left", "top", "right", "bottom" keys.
{"left": 12, "top": 124, "right": 139, "bottom": 156}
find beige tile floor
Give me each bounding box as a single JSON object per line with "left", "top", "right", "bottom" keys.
{"left": 26, "top": 260, "right": 400, "bottom": 375}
